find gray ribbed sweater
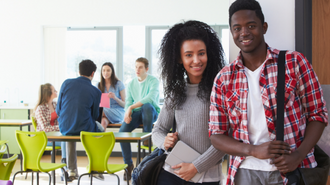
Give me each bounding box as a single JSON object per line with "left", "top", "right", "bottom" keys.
{"left": 152, "top": 83, "right": 225, "bottom": 182}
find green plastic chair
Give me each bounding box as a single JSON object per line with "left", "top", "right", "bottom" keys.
{"left": 0, "top": 140, "right": 10, "bottom": 159}
{"left": 78, "top": 131, "right": 129, "bottom": 185}
{"left": 31, "top": 117, "right": 61, "bottom": 151}
{"left": 12, "top": 130, "right": 68, "bottom": 185}
{"left": 0, "top": 145, "right": 18, "bottom": 180}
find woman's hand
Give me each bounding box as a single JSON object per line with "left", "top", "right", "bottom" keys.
{"left": 172, "top": 163, "right": 198, "bottom": 181}
{"left": 108, "top": 92, "right": 116, "bottom": 99}
{"left": 164, "top": 132, "right": 178, "bottom": 150}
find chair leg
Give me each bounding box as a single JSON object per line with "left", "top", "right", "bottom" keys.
{"left": 36, "top": 172, "right": 39, "bottom": 185}
{"left": 31, "top": 171, "right": 34, "bottom": 185}
{"left": 125, "top": 169, "right": 129, "bottom": 185}
{"left": 25, "top": 171, "right": 29, "bottom": 179}
{"left": 61, "top": 167, "right": 68, "bottom": 185}
{"left": 45, "top": 172, "right": 51, "bottom": 185}
{"left": 90, "top": 173, "right": 93, "bottom": 185}
{"left": 77, "top": 173, "right": 91, "bottom": 185}
{"left": 12, "top": 171, "right": 25, "bottom": 185}
{"left": 114, "top": 174, "right": 120, "bottom": 185}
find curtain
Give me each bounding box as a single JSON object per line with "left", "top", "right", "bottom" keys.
{"left": 43, "top": 27, "right": 67, "bottom": 92}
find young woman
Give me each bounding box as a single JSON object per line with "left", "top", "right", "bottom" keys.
{"left": 152, "top": 20, "right": 226, "bottom": 185}
{"left": 34, "top": 83, "right": 66, "bottom": 164}
{"left": 98, "top": 62, "right": 125, "bottom": 129}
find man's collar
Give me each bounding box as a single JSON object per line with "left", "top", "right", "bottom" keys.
{"left": 232, "top": 44, "right": 276, "bottom": 70}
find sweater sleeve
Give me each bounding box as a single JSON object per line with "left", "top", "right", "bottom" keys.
{"left": 152, "top": 99, "right": 174, "bottom": 150}
{"left": 139, "top": 76, "right": 159, "bottom": 105}
{"left": 193, "top": 144, "right": 225, "bottom": 173}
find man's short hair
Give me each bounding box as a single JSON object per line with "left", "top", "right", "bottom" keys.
{"left": 229, "top": 0, "right": 265, "bottom": 26}
{"left": 79, "top": 59, "right": 97, "bottom": 76}
{"left": 136, "top": 57, "right": 149, "bottom": 69}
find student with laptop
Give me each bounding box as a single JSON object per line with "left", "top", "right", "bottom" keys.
{"left": 152, "top": 20, "right": 226, "bottom": 185}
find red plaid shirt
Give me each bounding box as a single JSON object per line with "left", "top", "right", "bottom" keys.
{"left": 209, "top": 46, "right": 328, "bottom": 185}
{"left": 35, "top": 102, "right": 60, "bottom": 132}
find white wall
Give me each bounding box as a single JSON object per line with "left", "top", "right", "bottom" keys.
{"left": 0, "top": 0, "right": 229, "bottom": 106}
{"left": 228, "top": 0, "right": 295, "bottom": 62}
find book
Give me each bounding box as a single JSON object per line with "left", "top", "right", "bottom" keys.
{"left": 165, "top": 140, "right": 205, "bottom": 182}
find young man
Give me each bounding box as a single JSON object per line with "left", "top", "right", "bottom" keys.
{"left": 57, "top": 59, "right": 106, "bottom": 181}
{"left": 119, "top": 57, "right": 160, "bottom": 180}
{"left": 208, "top": 0, "right": 328, "bottom": 185}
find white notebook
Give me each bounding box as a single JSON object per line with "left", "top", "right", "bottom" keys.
{"left": 165, "top": 140, "right": 205, "bottom": 182}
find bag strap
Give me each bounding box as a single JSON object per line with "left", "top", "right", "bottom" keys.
{"left": 171, "top": 114, "right": 176, "bottom": 133}
{"left": 276, "top": 50, "right": 287, "bottom": 141}
{"left": 167, "top": 110, "right": 177, "bottom": 152}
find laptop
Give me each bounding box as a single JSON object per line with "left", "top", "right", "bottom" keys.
{"left": 165, "top": 140, "right": 205, "bottom": 182}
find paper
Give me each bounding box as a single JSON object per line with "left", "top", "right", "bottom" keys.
{"left": 99, "top": 93, "right": 110, "bottom": 108}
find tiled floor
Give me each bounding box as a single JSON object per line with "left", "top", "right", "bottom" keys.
{"left": 9, "top": 155, "right": 132, "bottom": 185}
{"left": 8, "top": 155, "right": 228, "bottom": 185}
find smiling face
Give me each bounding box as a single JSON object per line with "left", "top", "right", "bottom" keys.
{"left": 102, "top": 65, "right": 112, "bottom": 80}
{"left": 230, "top": 10, "right": 267, "bottom": 55}
{"left": 180, "top": 40, "right": 208, "bottom": 84}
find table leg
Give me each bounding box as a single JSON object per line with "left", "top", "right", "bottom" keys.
{"left": 148, "top": 137, "right": 151, "bottom": 153}
{"left": 52, "top": 141, "right": 56, "bottom": 185}
{"left": 20, "top": 125, "right": 22, "bottom": 172}
{"left": 137, "top": 141, "right": 141, "bottom": 165}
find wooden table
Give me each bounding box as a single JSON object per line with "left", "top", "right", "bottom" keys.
{"left": 0, "top": 120, "right": 32, "bottom": 129}
{"left": 46, "top": 131, "right": 152, "bottom": 185}
{"left": 107, "top": 123, "right": 143, "bottom": 128}
{"left": 0, "top": 120, "right": 31, "bottom": 172}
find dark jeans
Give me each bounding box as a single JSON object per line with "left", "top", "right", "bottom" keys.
{"left": 119, "top": 103, "right": 158, "bottom": 165}
{"left": 157, "top": 169, "right": 220, "bottom": 185}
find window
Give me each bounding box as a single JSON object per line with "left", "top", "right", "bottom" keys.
{"left": 66, "top": 27, "right": 121, "bottom": 86}
{"left": 145, "top": 27, "right": 169, "bottom": 101}
{"left": 122, "top": 26, "right": 145, "bottom": 85}
{"left": 65, "top": 25, "right": 229, "bottom": 101}
{"left": 211, "top": 25, "right": 230, "bottom": 64}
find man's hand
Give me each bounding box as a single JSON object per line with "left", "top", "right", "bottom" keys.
{"left": 172, "top": 163, "right": 198, "bottom": 181}
{"left": 252, "top": 141, "right": 291, "bottom": 159}
{"left": 164, "top": 132, "right": 178, "bottom": 150}
{"left": 124, "top": 107, "right": 133, "bottom": 124}
{"left": 272, "top": 150, "right": 304, "bottom": 173}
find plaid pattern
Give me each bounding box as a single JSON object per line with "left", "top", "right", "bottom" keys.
{"left": 35, "top": 102, "right": 59, "bottom": 132}
{"left": 209, "top": 46, "right": 328, "bottom": 185}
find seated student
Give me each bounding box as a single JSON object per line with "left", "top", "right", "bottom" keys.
{"left": 97, "top": 62, "right": 126, "bottom": 128}
{"left": 119, "top": 57, "right": 160, "bottom": 180}
{"left": 152, "top": 20, "right": 226, "bottom": 185}
{"left": 34, "top": 83, "right": 66, "bottom": 168}
{"left": 57, "top": 59, "right": 106, "bottom": 181}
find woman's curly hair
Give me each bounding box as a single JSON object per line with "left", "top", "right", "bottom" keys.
{"left": 159, "top": 20, "right": 225, "bottom": 110}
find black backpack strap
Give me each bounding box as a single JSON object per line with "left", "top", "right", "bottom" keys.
{"left": 276, "top": 50, "right": 287, "bottom": 141}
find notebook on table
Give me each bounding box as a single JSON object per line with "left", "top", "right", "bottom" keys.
{"left": 165, "top": 140, "right": 205, "bottom": 182}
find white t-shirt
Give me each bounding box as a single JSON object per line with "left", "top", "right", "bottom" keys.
{"left": 239, "top": 62, "right": 277, "bottom": 171}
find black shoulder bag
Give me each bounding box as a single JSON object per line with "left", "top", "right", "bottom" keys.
{"left": 276, "top": 51, "right": 330, "bottom": 185}
{"left": 132, "top": 114, "right": 176, "bottom": 185}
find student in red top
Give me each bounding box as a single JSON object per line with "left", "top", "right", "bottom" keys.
{"left": 34, "top": 83, "right": 67, "bottom": 179}
{"left": 208, "top": 0, "right": 328, "bottom": 185}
